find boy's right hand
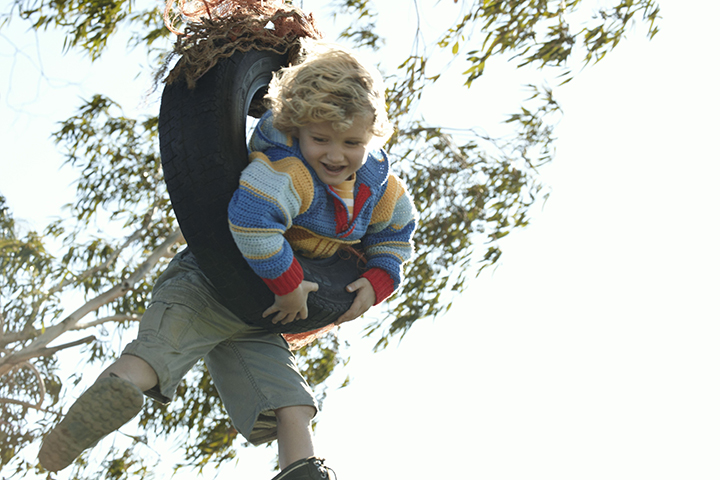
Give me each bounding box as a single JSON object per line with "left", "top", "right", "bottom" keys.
{"left": 263, "top": 280, "right": 319, "bottom": 325}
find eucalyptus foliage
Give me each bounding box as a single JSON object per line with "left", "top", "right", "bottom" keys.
{"left": 0, "top": 0, "right": 659, "bottom": 477}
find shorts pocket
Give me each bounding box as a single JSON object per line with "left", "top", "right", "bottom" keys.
{"left": 138, "top": 301, "right": 194, "bottom": 350}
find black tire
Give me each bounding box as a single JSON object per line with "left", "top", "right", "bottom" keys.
{"left": 159, "top": 49, "right": 359, "bottom": 334}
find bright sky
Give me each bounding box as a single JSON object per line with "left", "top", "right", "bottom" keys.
{"left": 1, "top": 1, "right": 719, "bottom": 480}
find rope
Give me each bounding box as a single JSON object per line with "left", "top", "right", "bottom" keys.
{"left": 162, "top": 0, "right": 323, "bottom": 88}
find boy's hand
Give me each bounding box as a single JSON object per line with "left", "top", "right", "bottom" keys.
{"left": 263, "top": 280, "right": 319, "bottom": 325}
{"left": 336, "top": 277, "right": 376, "bottom": 325}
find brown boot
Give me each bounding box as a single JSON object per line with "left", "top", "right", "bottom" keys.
{"left": 38, "top": 376, "right": 144, "bottom": 472}
{"left": 271, "top": 457, "right": 335, "bottom": 480}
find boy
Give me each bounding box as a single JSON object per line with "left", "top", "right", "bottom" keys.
{"left": 39, "top": 41, "right": 416, "bottom": 480}
{"left": 229, "top": 41, "right": 416, "bottom": 332}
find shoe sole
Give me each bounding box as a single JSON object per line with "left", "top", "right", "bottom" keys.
{"left": 38, "top": 376, "right": 144, "bottom": 472}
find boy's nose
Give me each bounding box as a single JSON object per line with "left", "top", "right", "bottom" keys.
{"left": 326, "top": 146, "right": 343, "bottom": 161}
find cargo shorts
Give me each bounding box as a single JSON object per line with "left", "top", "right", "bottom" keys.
{"left": 122, "top": 249, "right": 317, "bottom": 445}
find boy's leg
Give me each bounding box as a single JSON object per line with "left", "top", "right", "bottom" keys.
{"left": 270, "top": 456, "right": 336, "bottom": 480}
{"left": 97, "top": 353, "right": 159, "bottom": 390}
{"left": 38, "top": 354, "right": 155, "bottom": 472}
{"left": 273, "top": 407, "right": 338, "bottom": 479}
{"left": 275, "top": 405, "right": 316, "bottom": 470}
{"left": 205, "top": 335, "right": 334, "bottom": 479}
{"left": 39, "top": 249, "right": 227, "bottom": 472}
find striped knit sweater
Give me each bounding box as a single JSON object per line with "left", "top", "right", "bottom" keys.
{"left": 228, "top": 111, "right": 417, "bottom": 304}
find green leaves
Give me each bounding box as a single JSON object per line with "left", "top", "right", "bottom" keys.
{"left": 583, "top": 0, "right": 661, "bottom": 66}
{"left": 0, "top": 196, "right": 63, "bottom": 471}
{"left": 432, "top": 0, "right": 660, "bottom": 86}
{"left": 0, "top": 195, "right": 61, "bottom": 346}
{"left": 5, "top": 0, "right": 171, "bottom": 60}
{"left": 54, "top": 95, "right": 164, "bottom": 224}
{"left": 332, "top": 0, "right": 384, "bottom": 50}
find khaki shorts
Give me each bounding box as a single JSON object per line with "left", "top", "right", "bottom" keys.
{"left": 122, "top": 249, "right": 317, "bottom": 445}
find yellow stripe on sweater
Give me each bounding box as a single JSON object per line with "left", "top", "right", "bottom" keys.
{"left": 237, "top": 244, "right": 284, "bottom": 261}
{"left": 370, "top": 175, "right": 405, "bottom": 225}
{"left": 249, "top": 152, "right": 315, "bottom": 214}
{"left": 363, "top": 247, "right": 408, "bottom": 263}
{"left": 285, "top": 226, "right": 360, "bottom": 259}
{"left": 229, "top": 223, "right": 284, "bottom": 235}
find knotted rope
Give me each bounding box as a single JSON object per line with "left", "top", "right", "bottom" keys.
{"left": 163, "top": 0, "right": 323, "bottom": 88}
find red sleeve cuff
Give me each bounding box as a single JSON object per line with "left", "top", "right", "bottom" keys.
{"left": 361, "top": 268, "right": 396, "bottom": 305}
{"left": 262, "top": 257, "right": 304, "bottom": 295}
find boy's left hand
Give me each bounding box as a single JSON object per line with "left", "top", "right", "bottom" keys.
{"left": 336, "top": 277, "right": 376, "bottom": 325}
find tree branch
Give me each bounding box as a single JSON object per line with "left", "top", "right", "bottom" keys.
{"left": 72, "top": 314, "right": 140, "bottom": 330}
{"left": 1, "top": 335, "right": 95, "bottom": 370}
{"left": 18, "top": 206, "right": 159, "bottom": 338}
{"left": 0, "top": 228, "right": 182, "bottom": 374}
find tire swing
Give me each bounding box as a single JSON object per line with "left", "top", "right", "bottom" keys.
{"left": 158, "top": 49, "right": 360, "bottom": 335}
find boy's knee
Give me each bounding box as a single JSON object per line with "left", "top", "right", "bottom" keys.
{"left": 98, "top": 354, "right": 158, "bottom": 392}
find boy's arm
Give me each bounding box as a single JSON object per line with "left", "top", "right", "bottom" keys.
{"left": 361, "top": 174, "right": 418, "bottom": 304}
{"left": 228, "top": 155, "right": 311, "bottom": 295}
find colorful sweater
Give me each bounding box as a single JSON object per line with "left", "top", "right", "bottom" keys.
{"left": 228, "top": 111, "right": 417, "bottom": 304}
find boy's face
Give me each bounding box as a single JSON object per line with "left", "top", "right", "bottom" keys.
{"left": 297, "top": 117, "right": 374, "bottom": 186}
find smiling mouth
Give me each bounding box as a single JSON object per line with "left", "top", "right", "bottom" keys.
{"left": 322, "top": 163, "right": 345, "bottom": 174}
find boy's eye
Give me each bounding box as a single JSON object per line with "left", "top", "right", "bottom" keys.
{"left": 312, "top": 136, "right": 327, "bottom": 143}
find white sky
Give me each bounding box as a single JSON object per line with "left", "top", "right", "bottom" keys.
{"left": 1, "top": 1, "right": 719, "bottom": 479}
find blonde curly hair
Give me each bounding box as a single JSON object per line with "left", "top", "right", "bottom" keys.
{"left": 266, "top": 40, "right": 393, "bottom": 141}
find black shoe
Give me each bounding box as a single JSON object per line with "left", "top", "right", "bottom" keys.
{"left": 38, "top": 376, "right": 144, "bottom": 472}
{"left": 271, "top": 457, "right": 335, "bottom": 480}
